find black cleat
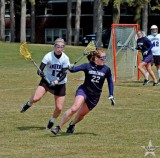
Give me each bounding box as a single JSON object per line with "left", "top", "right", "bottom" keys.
{"left": 20, "top": 102, "right": 31, "bottom": 113}
{"left": 66, "top": 122, "right": 75, "bottom": 134}
{"left": 153, "top": 82, "right": 159, "bottom": 86}
{"left": 143, "top": 79, "right": 150, "bottom": 85}
{"left": 46, "top": 119, "right": 54, "bottom": 130}
{"left": 51, "top": 126, "right": 61, "bottom": 135}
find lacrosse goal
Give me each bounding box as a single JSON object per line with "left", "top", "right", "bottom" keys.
{"left": 106, "top": 24, "right": 141, "bottom": 83}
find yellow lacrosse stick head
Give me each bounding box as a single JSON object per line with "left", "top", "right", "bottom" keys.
{"left": 84, "top": 41, "right": 96, "bottom": 55}
{"left": 20, "top": 42, "right": 32, "bottom": 60}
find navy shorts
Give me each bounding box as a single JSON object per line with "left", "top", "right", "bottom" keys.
{"left": 142, "top": 54, "right": 153, "bottom": 63}
{"left": 75, "top": 85, "right": 100, "bottom": 111}
{"left": 39, "top": 79, "right": 66, "bottom": 96}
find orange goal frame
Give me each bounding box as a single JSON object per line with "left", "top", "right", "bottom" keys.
{"left": 111, "top": 24, "right": 141, "bottom": 83}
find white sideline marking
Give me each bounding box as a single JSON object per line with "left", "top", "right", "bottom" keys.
{"left": 0, "top": 87, "right": 34, "bottom": 92}
{"left": 116, "top": 85, "right": 160, "bottom": 94}
{"left": 107, "top": 107, "right": 160, "bottom": 111}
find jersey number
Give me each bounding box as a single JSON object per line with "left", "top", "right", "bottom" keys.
{"left": 153, "top": 41, "right": 159, "bottom": 47}
{"left": 91, "top": 75, "right": 100, "bottom": 83}
{"left": 52, "top": 70, "right": 62, "bottom": 78}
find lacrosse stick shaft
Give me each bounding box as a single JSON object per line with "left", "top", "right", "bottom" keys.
{"left": 73, "top": 41, "right": 96, "bottom": 65}
{"left": 30, "top": 59, "right": 50, "bottom": 84}
{"left": 73, "top": 54, "right": 85, "bottom": 65}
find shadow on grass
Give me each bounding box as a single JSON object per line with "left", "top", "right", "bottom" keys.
{"left": 50, "top": 131, "right": 98, "bottom": 137}
{"left": 17, "top": 126, "right": 45, "bottom": 131}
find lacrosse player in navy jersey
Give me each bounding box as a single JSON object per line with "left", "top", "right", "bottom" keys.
{"left": 51, "top": 48, "right": 115, "bottom": 135}
{"left": 20, "top": 38, "right": 70, "bottom": 130}
{"left": 136, "top": 30, "right": 158, "bottom": 86}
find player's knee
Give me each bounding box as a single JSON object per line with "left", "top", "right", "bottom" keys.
{"left": 138, "top": 65, "right": 141, "bottom": 69}
{"left": 70, "top": 107, "right": 78, "bottom": 113}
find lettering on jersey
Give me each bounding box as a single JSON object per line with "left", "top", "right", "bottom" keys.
{"left": 138, "top": 42, "right": 143, "bottom": 46}
{"left": 49, "top": 64, "right": 62, "bottom": 70}
{"left": 89, "top": 70, "right": 105, "bottom": 76}
{"left": 150, "top": 38, "right": 160, "bottom": 41}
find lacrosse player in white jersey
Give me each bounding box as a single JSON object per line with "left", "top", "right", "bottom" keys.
{"left": 20, "top": 38, "right": 70, "bottom": 130}
{"left": 147, "top": 25, "right": 160, "bottom": 83}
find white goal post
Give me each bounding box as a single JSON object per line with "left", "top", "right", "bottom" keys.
{"left": 106, "top": 24, "right": 141, "bottom": 83}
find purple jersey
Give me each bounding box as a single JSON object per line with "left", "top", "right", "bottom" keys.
{"left": 70, "top": 62, "right": 114, "bottom": 96}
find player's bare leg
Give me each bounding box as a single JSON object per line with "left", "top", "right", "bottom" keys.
{"left": 46, "top": 96, "right": 65, "bottom": 130}
{"left": 51, "top": 96, "right": 84, "bottom": 135}
{"left": 20, "top": 86, "right": 46, "bottom": 113}
{"left": 66, "top": 103, "right": 90, "bottom": 134}
{"left": 146, "top": 63, "right": 158, "bottom": 86}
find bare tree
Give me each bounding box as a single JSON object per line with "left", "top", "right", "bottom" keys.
{"left": 10, "top": 0, "right": 15, "bottom": 42}
{"left": 30, "top": 0, "right": 35, "bottom": 43}
{"left": 142, "top": 1, "right": 148, "bottom": 34}
{"left": 93, "top": 0, "right": 97, "bottom": 33}
{"left": 74, "top": 0, "right": 81, "bottom": 46}
{"left": 93, "top": 0, "right": 103, "bottom": 47}
{"left": 112, "top": 0, "right": 120, "bottom": 24}
{"left": 0, "top": 0, "right": 5, "bottom": 41}
{"left": 67, "top": 0, "right": 72, "bottom": 45}
{"left": 20, "top": 0, "right": 26, "bottom": 43}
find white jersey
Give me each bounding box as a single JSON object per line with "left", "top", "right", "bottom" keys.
{"left": 147, "top": 34, "right": 160, "bottom": 56}
{"left": 42, "top": 51, "right": 70, "bottom": 84}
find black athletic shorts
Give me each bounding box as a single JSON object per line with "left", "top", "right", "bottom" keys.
{"left": 39, "top": 79, "right": 66, "bottom": 96}
{"left": 153, "top": 55, "right": 160, "bottom": 66}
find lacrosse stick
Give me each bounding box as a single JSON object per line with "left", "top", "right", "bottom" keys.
{"left": 73, "top": 41, "right": 96, "bottom": 65}
{"left": 117, "top": 40, "right": 136, "bottom": 51}
{"left": 19, "top": 42, "right": 50, "bottom": 84}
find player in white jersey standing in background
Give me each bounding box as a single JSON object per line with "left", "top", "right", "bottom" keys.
{"left": 147, "top": 25, "right": 160, "bottom": 83}
{"left": 20, "top": 38, "right": 70, "bottom": 130}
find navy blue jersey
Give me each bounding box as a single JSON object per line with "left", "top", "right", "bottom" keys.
{"left": 70, "top": 62, "right": 114, "bottom": 96}
{"left": 136, "top": 37, "right": 153, "bottom": 56}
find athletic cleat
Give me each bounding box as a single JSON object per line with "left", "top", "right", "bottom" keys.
{"left": 51, "top": 126, "right": 61, "bottom": 135}
{"left": 66, "top": 122, "right": 75, "bottom": 134}
{"left": 20, "top": 101, "right": 31, "bottom": 113}
{"left": 153, "top": 82, "right": 159, "bottom": 86}
{"left": 143, "top": 79, "right": 150, "bottom": 85}
{"left": 46, "top": 119, "right": 54, "bottom": 130}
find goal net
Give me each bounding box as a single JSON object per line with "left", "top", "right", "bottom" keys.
{"left": 106, "top": 24, "right": 141, "bottom": 83}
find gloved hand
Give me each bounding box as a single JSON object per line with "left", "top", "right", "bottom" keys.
{"left": 69, "top": 64, "right": 75, "bottom": 70}
{"left": 37, "top": 70, "right": 45, "bottom": 78}
{"left": 143, "top": 51, "right": 148, "bottom": 56}
{"left": 108, "top": 95, "right": 115, "bottom": 106}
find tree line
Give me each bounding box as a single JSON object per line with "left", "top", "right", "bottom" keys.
{"left": 0, "top": 0, "right": 160, "bottom": 46}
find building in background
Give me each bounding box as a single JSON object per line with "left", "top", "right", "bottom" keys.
{"left": 4, "top": 0, "right": 160, "bottom": 44}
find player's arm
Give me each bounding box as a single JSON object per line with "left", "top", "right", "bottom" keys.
{"left": 143, "top": 38, "right": 153, "bottom": 55}
{"left": 69, "top": 63, "right": 88, "bottom": 72}
{"left": 106, "top": 74, "right": 114, "bottom": 97}
{"left": 37, "top": 62, "right": 46, "bottom": 77}
{"left": 106, "top": 69, "right": 115, "bottom": 105}
{"left": 57, "top": 67, "right": 68, "bottom": 83}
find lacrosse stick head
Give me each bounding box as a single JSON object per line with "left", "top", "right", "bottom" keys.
{"left": 83, "top": 41, "right": 96, "bottom": 55}
{"left": 20, "top": 42, "right": 32, "bottom": 60}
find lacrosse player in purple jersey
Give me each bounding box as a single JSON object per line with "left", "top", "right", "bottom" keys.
{"left": 51, "top": 48, "right": 115, "bottom": 135}
{"left": 20, "top": 38, "right": 70, "bottom": 130}
{"left": 135, "top": 30, "right": 158, "bottom": 86}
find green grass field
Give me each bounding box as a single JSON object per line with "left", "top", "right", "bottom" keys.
{"left": 0, "top": 42, "right": 160, "bottom": 158}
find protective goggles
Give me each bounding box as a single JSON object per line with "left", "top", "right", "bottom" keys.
{"left": 55, "top": 44, "right": 64, "bottom": 49}
{"left": 97, "top": 56, "right": 107, "bottom": 61}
